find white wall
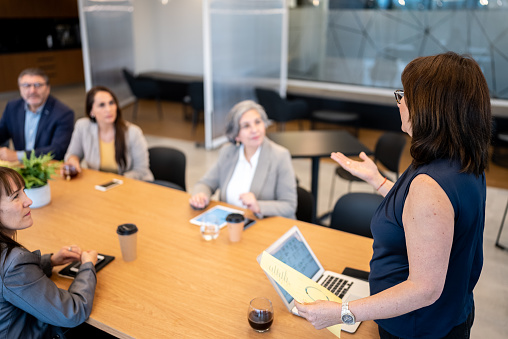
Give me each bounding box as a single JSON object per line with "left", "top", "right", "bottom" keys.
{"left": 132, "top": 0, "right": 203, "bottom": 75}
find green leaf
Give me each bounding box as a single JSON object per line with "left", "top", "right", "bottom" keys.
{"left": 11, "top": 152, "right": 61, "bottom": 189}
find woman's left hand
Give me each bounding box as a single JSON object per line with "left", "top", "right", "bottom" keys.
{"left": 239, "top": 192, "right": 260, "bottom": 214}
{"left": 50, "top": 245, "right": 82, "bottom": 266}
{"left": 294, "top": 300, "right": 342, "bottom": 330}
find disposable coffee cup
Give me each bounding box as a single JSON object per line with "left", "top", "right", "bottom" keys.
{"left": 226, "top": 213, "right": 245, "bottom": 243}
{"left": 116, "top": 223, "right": 138, "bottom": 261}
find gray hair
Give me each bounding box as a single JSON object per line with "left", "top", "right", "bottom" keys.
{"left": 225, "top": 100, "right": 269, "bottom": 143}
{"left": 18, "top": 68, "right": 50, "bottom": 85}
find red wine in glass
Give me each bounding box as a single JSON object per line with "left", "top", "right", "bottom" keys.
{"left": 63, "top": 164, "right": 78, "bottom": 180}
{"left": 248, "top": 310, "right": 274, "bottom": 332}
{"left": 248, "top": 297, "right": 274, "bottom": 332}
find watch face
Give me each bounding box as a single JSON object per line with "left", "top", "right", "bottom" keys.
{"left": 342, "top": 314, "right": 354, "bottom": 325}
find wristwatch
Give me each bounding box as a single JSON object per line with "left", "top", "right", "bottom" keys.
{"left": 341, "top": 302, "right": 356, "bottom": 325}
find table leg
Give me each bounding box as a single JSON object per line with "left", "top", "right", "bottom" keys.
{"left": 310, "top": 157, "right": 319, "bottom": 223}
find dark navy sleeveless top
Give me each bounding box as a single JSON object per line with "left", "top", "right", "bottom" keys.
{"left": 369, "top": 158, "right": 485, "bottom": 338}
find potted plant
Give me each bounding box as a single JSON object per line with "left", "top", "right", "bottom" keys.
{"left": 13, "top": 152, "right": 60, "bottom": 208}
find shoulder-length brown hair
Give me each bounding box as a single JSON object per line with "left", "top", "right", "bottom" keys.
{"left": 85, "top": 86, "right": 128, "bottom": 170}
{"left": 401, "top": 51, "right": 491, "bottom": 176}
{"left": 0, "top": 167, "right": 26, "bottom": 260}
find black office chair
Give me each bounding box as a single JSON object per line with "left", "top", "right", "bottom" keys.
{"left": 255, "top": 88, "right": 309, "bottom": 131}
{"left": 329, "top": 132, "right": 407, "bottom": 206}
{"left": 148, "top": 147, "right": 186, "bottom": 192}
{"left": 186, "top": 81, "right": 204, "bottom": 133}
{"left": 492, "top": 117, "right": 508, "bottom": 168}
{"left": 122, "top": 68, "right": 162, "bottom": 120}
{"left": 296, "top": 186, "right": 314, "bottom": 224}
{"left": 329, "top": 192, "right": 384, "bottom": 238}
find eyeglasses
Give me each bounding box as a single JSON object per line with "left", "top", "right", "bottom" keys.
{"left": 19, "top": 83, "right": 47, "bottom": 89}
{"left": 394, "top": 89, "right": 404, "bottom": 104}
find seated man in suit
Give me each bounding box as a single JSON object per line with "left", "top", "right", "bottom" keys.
{"left": 0, "top": 68, "right": 74, "bottom": 161}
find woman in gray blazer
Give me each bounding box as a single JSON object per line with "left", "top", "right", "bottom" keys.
{"left": 64, "top": 86, "right": 153, "bottom": 181}
{"left": 190, "top": 100, "right": 297, "bottom": 219}
{"left": 0, "top": 167, "right": 98, "bottom": 338}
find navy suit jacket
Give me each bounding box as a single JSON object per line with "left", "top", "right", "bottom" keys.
{"left": 0, "top": 95, "right": 74, "bottom": 160}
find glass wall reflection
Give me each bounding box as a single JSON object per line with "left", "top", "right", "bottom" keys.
{"left": 288, "top": 0, "right": 508, "bottom": 99}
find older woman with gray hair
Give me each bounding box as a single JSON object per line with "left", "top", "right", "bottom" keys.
{"left": 189, "top": 100, "right": 297, "bottom": 219}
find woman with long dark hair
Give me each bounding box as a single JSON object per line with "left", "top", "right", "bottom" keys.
{"left": 64, "top": 86, "right": 153, "bottom": 181}
{"left": 0, "top": 166, "right": 98, "bottom": 338}
{"left": 295, "top": 52, "right": 491, "bottom": 339}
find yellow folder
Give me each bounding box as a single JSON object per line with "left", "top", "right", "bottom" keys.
{"left": 259, "top": 251, "right": 342, "bottom": 337}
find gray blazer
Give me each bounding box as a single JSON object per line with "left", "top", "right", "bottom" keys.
{"left": 65, "top": 118, "right": 154, "bottom": 181}
{"left": 0, "top": 247, "right": 96, "bottom": 339}
{"left": 193, "top": 138, "right": 297, "bottom": 219}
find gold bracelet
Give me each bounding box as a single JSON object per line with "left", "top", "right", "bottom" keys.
{"left": 376, "top": 177, "right": 387, "bottom": 191}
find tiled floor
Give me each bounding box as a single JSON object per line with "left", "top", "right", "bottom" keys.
{"left": 1, "top": 84, "right": 508, "bottom": 338}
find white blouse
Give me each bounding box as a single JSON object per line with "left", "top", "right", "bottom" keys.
{"left": 226, "top": 144, "right": 261, "bottom": 208}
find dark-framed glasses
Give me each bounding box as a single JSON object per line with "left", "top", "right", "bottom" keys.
{"left": 19, "top": 83, "right": 47, "bottom": 89}
{"left": 394, "top": 89, "right": 404, "bottom": 104}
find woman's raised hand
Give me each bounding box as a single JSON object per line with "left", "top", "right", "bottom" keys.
{"left": 331, "top": 151, "right": 384, "bottom": 187}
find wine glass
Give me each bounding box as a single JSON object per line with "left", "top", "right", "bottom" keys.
{"left": 248, "top": 297, "right": 274, "bottom": 332}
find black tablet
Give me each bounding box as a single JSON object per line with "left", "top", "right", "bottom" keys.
{"left": 58, "top": 253, "right": 115, "bottom": 279}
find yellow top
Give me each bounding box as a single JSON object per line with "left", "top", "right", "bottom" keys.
{"left": 99, "top": 139, "right": 118, "bottom": 173}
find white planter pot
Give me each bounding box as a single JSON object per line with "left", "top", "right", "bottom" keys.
{"left": 25, "top": 184, "right": 51, "bottom": 209}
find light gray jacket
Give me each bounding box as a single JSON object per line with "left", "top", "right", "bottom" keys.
{"left": 65, "top": 118, "right": 154, "bottom": 181}
{"left": 192, "top": 138, "right": 297, "bottom": 219}
{"left": 0, "top": 247, "right": 96, "bottom": 339}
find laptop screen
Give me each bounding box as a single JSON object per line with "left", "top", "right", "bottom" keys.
{"left": 270, "top": 231, "right": 321, "bottom": 303}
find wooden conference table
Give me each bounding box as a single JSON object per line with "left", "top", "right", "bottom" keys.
{"left": 269, "top": 130, "right": 372, "bottom": 222}
{"left": 19, "top": 169, "right": 378, "bottom": 339}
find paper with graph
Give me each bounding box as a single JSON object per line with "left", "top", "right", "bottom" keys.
{"left": 259, "top": 251, "right": 342, "bottom": 337}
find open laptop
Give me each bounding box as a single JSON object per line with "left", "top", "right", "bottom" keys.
{"left": 257, "top": 225, "right": 370, "bottom": 333}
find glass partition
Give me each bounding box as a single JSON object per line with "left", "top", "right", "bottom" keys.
{"left": 288, "top": 0, "right": 508, "bottom": 99}
{"left": 204, "top": 0, "right": 287, "bottom": 149}
{"left": 79, "top": 0, "right": 134, "bottom": 104}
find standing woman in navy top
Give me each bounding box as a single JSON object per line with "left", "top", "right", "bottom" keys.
{"left": 295, "top": 52, "right": 491, "bottom": 339}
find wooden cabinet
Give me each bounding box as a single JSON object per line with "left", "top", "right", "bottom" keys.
{"left": 0, "top": 0, "right": 82, "bottom": 92}
{"left": 0, "top": 0, "right": 78, "bottom": 18}
{"left": 0, "top": 49, "right": 84, "bottom": 92}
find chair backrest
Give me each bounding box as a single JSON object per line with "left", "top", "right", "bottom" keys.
{"left": 151, "top": 179, "right": 185, "bottom": 191}
{"left": 375, "top": 132, "right": 407, "bottom": 177}
{"left": 188, "top": 82, "right": 204, "bottom": 111}
{"left": 148, "top": 147, "right": 186, "bottom": 191}
{"left": 296, "top": 186, "right": 314, "bottom": 223}
{"left": 122, "top": 68, "right": 159, "bottom": 99}
{"left": 330, "top": 192, "right": 384, "bottom": 238}
{"left": 255, "top": 88, "right": 288, "bottom": 122}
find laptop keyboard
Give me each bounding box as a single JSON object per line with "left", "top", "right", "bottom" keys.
{"left": 321, "top": 276, "right": 353, "bottom": 300}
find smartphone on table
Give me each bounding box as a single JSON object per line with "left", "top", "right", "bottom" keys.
{"left": 95, "top": 179, "right": 123, "bottom": 191}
